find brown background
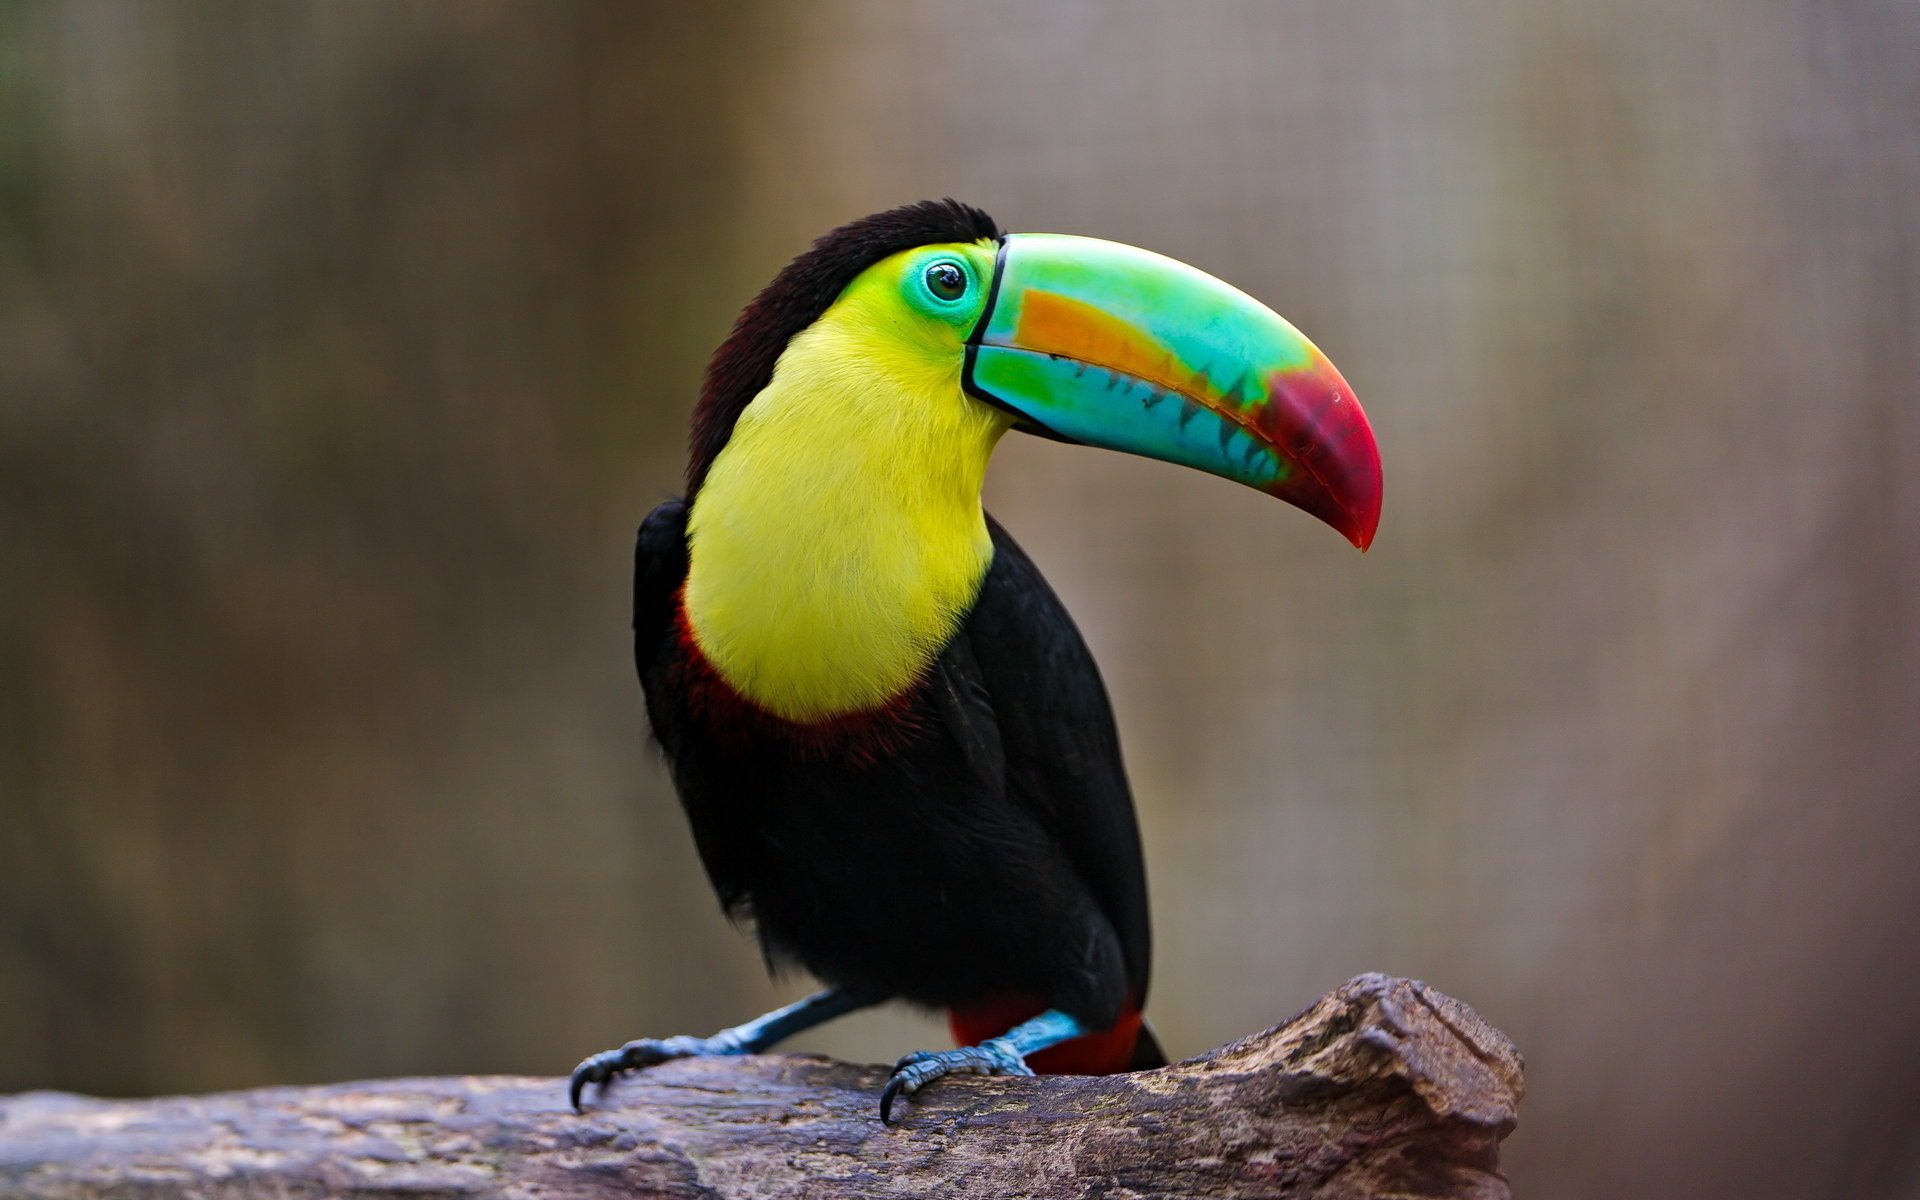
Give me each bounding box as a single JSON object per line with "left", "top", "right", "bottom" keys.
{"left": 4, "top": 4, "right": 1918, "bottom": 1197}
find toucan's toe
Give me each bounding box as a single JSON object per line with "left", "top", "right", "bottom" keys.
{"left": 878, "top": 1041, "right": 1034, "bottom": 1124}
{"left": 568, "top": 1048, "right": 625, "bottom": 1111}
{"left": 567, "top": 1035, "right": 723, "bottom": 1110}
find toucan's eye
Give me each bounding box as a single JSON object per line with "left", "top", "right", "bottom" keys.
{"left": 923, "top": 261, "right": 967, "bottom": 302}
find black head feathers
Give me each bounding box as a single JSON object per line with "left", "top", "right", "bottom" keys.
{"left": 686, "top": 199, "right": 1003, "bottom": 497}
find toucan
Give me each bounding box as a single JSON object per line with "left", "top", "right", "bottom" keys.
{"left": 568, "top": 200, "right": 1381, "bottom": 1123}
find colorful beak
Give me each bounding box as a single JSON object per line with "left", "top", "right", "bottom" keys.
{"left": 964, "top": 234, "right": 1382, "bottom": 550}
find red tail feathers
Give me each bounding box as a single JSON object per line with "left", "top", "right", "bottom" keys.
{"left": 948, "top": 994, "right": 1160, "bottom": 1076}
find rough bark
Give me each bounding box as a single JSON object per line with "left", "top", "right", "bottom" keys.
{"left": 0, "top": 974, "right": 1522, "bottom": 1199}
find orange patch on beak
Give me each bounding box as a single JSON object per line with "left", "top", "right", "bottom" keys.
{"left": 1014, "top": 291, "right": 1216, "bottom": 407}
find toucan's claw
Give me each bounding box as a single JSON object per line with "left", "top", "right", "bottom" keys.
{"left": 567, "top": 1034, "right": 733, "bottom": 1111}
{"left": 878, "top": 1040, "right": 1034, "bottom": 1124}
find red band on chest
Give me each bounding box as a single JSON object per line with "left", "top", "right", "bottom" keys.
{"left": 668, "top": 589, "right": 929, "bottom": 768}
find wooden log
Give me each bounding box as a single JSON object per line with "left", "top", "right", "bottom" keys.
{"left": 0, "top": 974, "right": 1522, "bottom": 1198}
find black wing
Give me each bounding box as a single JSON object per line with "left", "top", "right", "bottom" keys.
{"left": 937, "top": 517, "right": 1152, "bottom": 1002}
{"left": 633, "top": 498, "right": 689, "bottom": 679}
{"left": 631, "top": 497, "right": 762, "bottom": 910}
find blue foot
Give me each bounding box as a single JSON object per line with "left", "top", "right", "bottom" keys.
{"left": 879, "top": 1039, "right": 1035, "bottom": 1124}
{"left": 568, "top": 1034, "right": 740, "bottom": 1110}
{"left": 569, "top": 989, "right": 880, "bottom": 1112}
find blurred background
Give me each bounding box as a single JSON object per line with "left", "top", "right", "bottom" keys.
{"left": 3, "top": 2, "right": 1917, "bottom": 1196}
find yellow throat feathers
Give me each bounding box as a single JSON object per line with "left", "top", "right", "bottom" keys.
{"left": 683, "top": 249, "right": 1011, "bottom": 723}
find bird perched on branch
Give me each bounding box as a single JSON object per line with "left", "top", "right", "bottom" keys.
{"left": 569, "top": 200, "right": 1381, "bottom": 1123}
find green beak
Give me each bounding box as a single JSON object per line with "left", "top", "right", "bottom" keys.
{"left": 964, "top": 234, "right": 1382, "bottom": 550}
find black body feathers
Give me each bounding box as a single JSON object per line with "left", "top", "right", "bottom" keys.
{"left": 634, "top": 500, "right": 1151, "bottom": 1034}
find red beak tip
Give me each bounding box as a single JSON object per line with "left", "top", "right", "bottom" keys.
{"left": 1343, "top": 515, "right": 1378, "bottom": 552}
{"left": 1351, "top": 503, "right": 1381, "bottom": 552}
{"left": 1330, "top": 470, "right": 1381, "bottom": 552}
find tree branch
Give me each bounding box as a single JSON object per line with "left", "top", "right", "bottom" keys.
{"left": 0, "top": 974, "right": 1523, "bottom": 1199}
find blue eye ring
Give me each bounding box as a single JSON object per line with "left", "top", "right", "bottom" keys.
{"left": 923, "top": 259, "right": 968, "bottom": 303}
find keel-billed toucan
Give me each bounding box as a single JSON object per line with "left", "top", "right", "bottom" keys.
{"left": 569, "top": 200, "right": 1381, "bottom": 1122}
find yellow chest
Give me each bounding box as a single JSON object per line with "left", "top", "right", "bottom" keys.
{"left": 682, "top": 320, "right": 1007, "bottom": 723}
